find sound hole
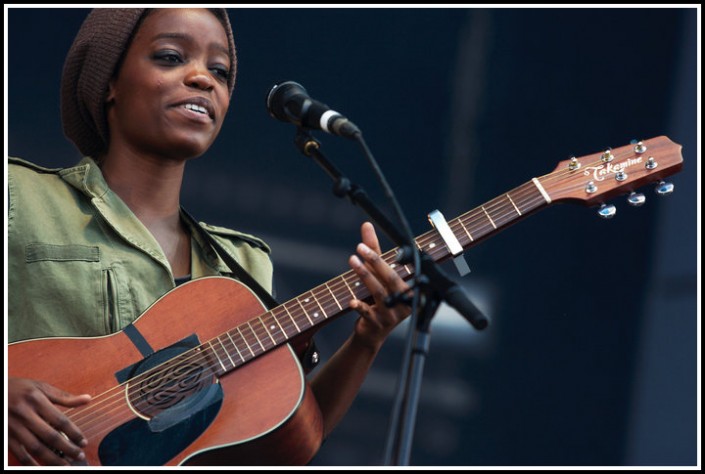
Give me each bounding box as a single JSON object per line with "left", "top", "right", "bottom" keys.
{"left": 101, "top": 335, "right": 223, "bottom": 465}
{"left": 127, "top": 349, "right": 215, "bottom": 418}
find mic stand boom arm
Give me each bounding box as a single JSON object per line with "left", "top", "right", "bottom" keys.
{"left": 294, "top": 128, "right": 410, "bottom": 249}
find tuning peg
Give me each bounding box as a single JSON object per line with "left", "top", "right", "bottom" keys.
{"left": 655, "top": 180, "right": 675, "bottom": 196}
{"left": 597, "top": 203, "right": 617, "bottom": 219}
{"left": 627, "top": 192, "right": 646, "bottom": 207}
{"left": 633, "top": 140, "right": 647, "bottom": 154}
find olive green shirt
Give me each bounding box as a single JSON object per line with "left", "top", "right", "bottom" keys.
{"left": 8, "top": 156, "right": 273, "bottom": 343}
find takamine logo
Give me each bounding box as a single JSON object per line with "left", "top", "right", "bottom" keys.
{"left": 584, "top": 156, "right": 643, "bottom": 181}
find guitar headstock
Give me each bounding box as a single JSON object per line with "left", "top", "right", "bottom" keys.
{"left": 540, "top": 136, "right": 683, "bottom": 211}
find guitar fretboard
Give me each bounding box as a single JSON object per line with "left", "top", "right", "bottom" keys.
{"left": 199, "top": 178, "right": 550, "bottom": 376}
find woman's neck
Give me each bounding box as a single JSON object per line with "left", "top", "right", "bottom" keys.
{"left": 99, "top": 150, "right": 192, "bottom": 277}
{"left": 100, "top": 150, "right": 186, "bottom": 226}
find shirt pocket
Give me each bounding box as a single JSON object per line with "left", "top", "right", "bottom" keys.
{"left": 23, "top": 243, "right": 126, "bottom": 337}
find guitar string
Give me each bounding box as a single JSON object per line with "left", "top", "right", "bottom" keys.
{"left": 67, "top": 269, "right": 374, "bottom": 437}
{"left": 63, "top": 147, "right": 643, "bottom": 438}
{"left": 65, "top": 187, "right": 554, "bottom": 438}
{"left": 445, "top": 143, "right": 653, "bottom": 247}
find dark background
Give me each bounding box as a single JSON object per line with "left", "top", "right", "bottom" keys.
{"left": 6, "top": 7, "right": 699, "bottom": 467}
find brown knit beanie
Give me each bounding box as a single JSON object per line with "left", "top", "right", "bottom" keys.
{"left": 60, "top": 8, "right": 237, "bottom": 158}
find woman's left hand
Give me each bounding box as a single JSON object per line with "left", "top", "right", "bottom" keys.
{"left": 348, "top": 222, "right": 412, "bottom": 352}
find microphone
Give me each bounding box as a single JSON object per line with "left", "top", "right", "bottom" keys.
{"left": 266, "top": 81, "right": 361, "bottom": 139}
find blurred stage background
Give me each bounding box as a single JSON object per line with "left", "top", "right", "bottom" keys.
{"left": 6, "top": 6, "right": 699, "bottom": 467}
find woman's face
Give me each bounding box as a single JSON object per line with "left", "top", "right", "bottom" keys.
{"left": 106, "top": 8, "right": 231, "bottom": 160}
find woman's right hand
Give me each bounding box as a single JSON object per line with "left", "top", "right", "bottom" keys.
{"left": 7, "top": 377, "right": 91, "bottom": 465}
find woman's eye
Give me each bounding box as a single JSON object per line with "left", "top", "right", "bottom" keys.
{"left": 211, "top": 66, "right": 229, "bottom": 80}
{"left": 154, "top": 51, "right": 182, "bottom": 64}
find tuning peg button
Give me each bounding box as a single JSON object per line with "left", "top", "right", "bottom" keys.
{"left": 598, "top": 203, "right": 617, "bottom": 219}
{"left": 655, "top": 181, "right": 675, "bottom": 196}
{"left": 627, "top": 192, "right": 646, "bottom": 206}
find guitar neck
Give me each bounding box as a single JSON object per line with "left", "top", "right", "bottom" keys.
{"left": 202, "top": 135, "right": 685, "bottom": 377}
{"left": 203, "top": 179, "right": 549, "bottom": 376}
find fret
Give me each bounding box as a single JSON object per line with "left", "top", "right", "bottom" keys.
{"left": 310, "top": 291, "right": 327, "bottom": 320}
{"left": 246, "top": 321, "right": 267, "bottom": 352}
{"left": 263, "top": 311, "right": 288, "bottom": 343}
{"left": 347, "top": 277, "right": 363, "bottom": 299}
{"left": 388, "top": 259, "right": 406, "bottom": 280}
{"left": 317, "top": 285, "right": 338, "bottom": 317}
{"left": 236, "top": 326, "right": 256, "bottom": 358}
{"left": 481, "top": 206, "right": 497, "bottom": 229}
{"left": 515, "top": 182, "right": 546, "bottom": 215}
{"left": 271, "top": 307, "right": 295, "bottom": 337}
{"left": 282, "top": 304, "right": 303, "bottom": 332}
{"left": 207, "top": 340, "right": 227, "bottom": 372}
{"left": 415, "top": 233, "right": 432, "bottom": 252}
{"left": 216, "top": 336, "right": 236, "bottom": 368}
{"left": 226, "top": 332, "right": 245, "bottom": 363}
{"left": 274, "top": 304, "right": 299, "bottom": 333}
{"left": 295, "top": 299, "right": 316, "bottom": 327}
{"left": 457, "top": 218, "right": 474, "bottom": 243}
{"left": 487, "top": 196, "right": 518, "bottom": 228}
{"left": 341, "top": 275, "right": 357, "bottom": 300}
{"left": 255, "top": 317, "right": 277, "bottom": 346}
{"left": 506, "top": 193, "right": 521, "bottom": 216}
{"left": 325, "top": 281, "right": 343, "bottom": 311}
{"left": 296, "top": 297, "right": 313, "bottom": 326}
{"left": 386, "top": 257, "right": 412, "bottom": 280}
{"left": 299, "top": 292, "right": 325, "bottom": 323}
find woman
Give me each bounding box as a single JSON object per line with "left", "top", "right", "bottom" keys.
{"left": 7, "top": 8, "right": 410, "bottom": 466}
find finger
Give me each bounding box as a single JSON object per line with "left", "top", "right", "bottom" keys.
{"left": 8, "top": 423, "right": 70, "bottom": 466}
{"left": 10, "top": 383, "right": 88, "bottom": 462}
{"left": 18, "top": 404, "right": 86, "bottom": 464}
{"left": 349, "top": 298, "right": 394, "bottom": 331}
{"left": 349, "top": 254, "right": 387, "bottom": 304}
{"left": 38, "top": 383, "right": 90, "bottom": 449}
{"left": 41, "top": 382, "right": 91, "bottom": 408}
{"left": 360, "top": 221, "right": 381, "bottom": 254}
{"left": 356, "top": 243, "right": 409, "bottom": 294}
{"left": 31, "top": 408, "right": 87, "bottom": 461}
{"left": 350, "top": 299, "right": 375, "bottom": 320}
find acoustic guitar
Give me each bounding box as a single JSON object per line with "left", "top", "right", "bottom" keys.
{"left": 7, "top": 136, "right": 683, "bottom": 466}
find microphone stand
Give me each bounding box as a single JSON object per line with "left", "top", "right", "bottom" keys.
{"left": 292, "top": 127, "right": 488, "bottom": 466}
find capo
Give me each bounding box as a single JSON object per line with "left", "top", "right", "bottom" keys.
{"left": 427, "top": 209, "right": 471, "bottom": 276}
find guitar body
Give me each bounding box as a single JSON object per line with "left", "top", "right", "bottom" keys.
{"left": 8, "top": 277, "right": 324, "bottom": 466}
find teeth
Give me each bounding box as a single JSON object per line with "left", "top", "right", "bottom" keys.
{"left": 184, "top": 103, "right": 208, "bottom": 115}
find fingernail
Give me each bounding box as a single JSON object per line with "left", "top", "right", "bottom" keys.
{"left": 358, "top": 243, "right": 371, "bottom": 255}
{"left": 76, "top": 451, "right": 85, "bottom": 461}
{"left": 350, "top": 255, "right": 362, "bottom": 267}
{"left": 79, "top": 438, "right": 88, "bottom": 447}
